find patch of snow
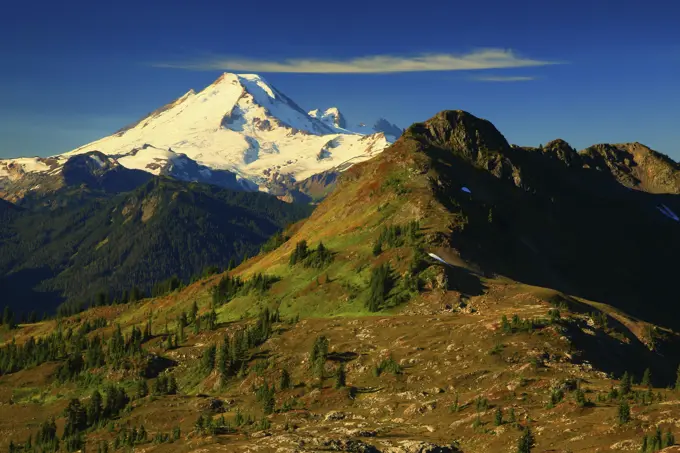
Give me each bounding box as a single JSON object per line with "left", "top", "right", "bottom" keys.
{"left": 89, "top": 154, "right": 106, "bottom": 168}
{"left": 427, "top": 253, "right": 451, "bottom": 267}
{"left": 657, "top": 204, "right": 680, "bottom": 222}
{"left": 0, "top": 157, "right": 51, "bottom": 174}
{"left": 461, "top": 187, "right": 471, "bottom": 194}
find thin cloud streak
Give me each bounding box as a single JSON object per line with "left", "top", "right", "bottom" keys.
{"left": 473, "top": 75, "right": 537, "bottom": 82}
{"left": 153, "top": 49, "right": 561, "bottom": 74}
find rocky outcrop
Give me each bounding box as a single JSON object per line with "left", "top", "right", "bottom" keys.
{"left": 580, "top": 142, "right": 680, "bottom": 193}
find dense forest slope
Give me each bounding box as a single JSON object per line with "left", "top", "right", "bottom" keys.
{"left": 0, "top": 177, "right": 311, "bottom": 314}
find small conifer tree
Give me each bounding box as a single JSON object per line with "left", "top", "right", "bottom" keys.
{"left": 517, "top": 427, "right": 535, "bottom": 453}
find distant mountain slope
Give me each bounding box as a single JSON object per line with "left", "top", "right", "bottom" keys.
{"left": 0, "top": 151, "right": 154, "bottom": 204}
{"left": 0, "top": 177, "right": 311, "bottom": 313}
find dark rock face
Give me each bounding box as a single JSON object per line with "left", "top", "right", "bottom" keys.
{"left": 396, "top": 109, "right": 680, "bottom": 333}
{"left": 408, "top": 110, "right": 511, "bottom": 154}
{"left": 62, "top": 151, "right": 152, "bottom": 193}
{"left": 580, "top": 142, "right": 680, "bottom": 194}
{"left": 406, "top": 110, "right": 522, "bottom": 186}
{"left": 541, "top": 139, "right": 580, "bottom": 167}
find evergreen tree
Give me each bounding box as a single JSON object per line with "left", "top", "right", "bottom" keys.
{"left": 153, "top": 375, "right": 169, "bottom": 395}
{"left": 280, "top": 369, "right": 291, "bottom": 390}
{"left": 494, "top": 407, "right": 503, "bottom": 426}
{"left": 87, "top": 390, "right": 103, "bottom": 426}
{"left": 217, "top": 337, "right": 231, "bottom": 381}
{"left": 665, "top": 429, "right": 675, "bottom": 447}
{"left": 136, "top": 379, "right": 149, "bottom": 399}
{"left": 144, "top": 311, "right": 153, "bottom": 339}
{"left": 575, "top": 388, "right": 587, "bottom": 407}
{"left": 168, "top": 375, "right": 178, "bottom": 395}
{"left": 618, "top": 399, "right": 631, "bottom": 424}
{"left": 517, "top": 427, "right": 535, "bottom": 453}
{"left": 335, "top": 363, "right": 346, "bottom": 389}
{"left": 207, "top": 308, "right": 217, "bottom": 331}
{"left": 190, "top": 301, "right": 199, "bottom": 325}
{"left": 367, "top": 263, "right": 393, "bottom": 312}
{"left": 654, "top": 427, "right": 663, "bottom": 449}
{"left": 620, "top": 372, "right": 632, "bottom": 395}
{"left": 102, "top": 385, "right": 129, "bottom": 418}
{"left": 195, "top": 414, "right": 205, "bottom": 433}
{"left": 263, "top": 392, "right": 275, "bottom": 415}
{"left": 289, "top": 240, "right": 309, "bottom": 266}
{"left": 641, "top": 368, "right": 652, "bottom": 388}
{"left": 310, "top": 336, "right": 329, "bottom": 368}
{"left": 202, "top": 344, "right": 217, "bottom": 374}
{"left": 36, "top": 418, "right": 59, "bottom": 451}
{"left": 178, "top": 314, "right": 187, "bottom": 343}
{"left": 63, "top": 399, "right": 87, "bottom": 438}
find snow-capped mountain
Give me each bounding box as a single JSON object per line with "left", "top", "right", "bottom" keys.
{"left": 0, "top": 73, "right": 392, "bottom": 200}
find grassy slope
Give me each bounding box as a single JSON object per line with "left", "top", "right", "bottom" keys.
{"left": 2, "top": 279, "right": 680, "bottom": 453}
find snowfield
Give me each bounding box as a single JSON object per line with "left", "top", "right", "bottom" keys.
{"left": 57, "top": 73, "right": 391, "bottom": 188}
{"left": 0, "top": 157, "right": 54, "bottom": 179}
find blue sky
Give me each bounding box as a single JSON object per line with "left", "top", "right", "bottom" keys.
{"left": 1, "top": 0, "right": 679, "bottom": 159}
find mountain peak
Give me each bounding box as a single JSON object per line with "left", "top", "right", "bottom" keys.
{"left": 308, "top": 107, "right": 347, "bottom": 129}
{"left": 541, "top": 139, "right": 579, "bottom": 166}
{"left": 408, "top": 110, "right": 511, "bottom": 153}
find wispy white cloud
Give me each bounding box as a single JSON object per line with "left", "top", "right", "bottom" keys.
{"left": 152, "top": 49, "right": 561, "bottom": 74}
{"left": 473, "top": 75, "right": 537, "bottom": 82}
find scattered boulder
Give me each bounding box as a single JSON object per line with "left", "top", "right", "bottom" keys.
{"left": 403, "top": 400, "right": 437, "bottom": 416}
{"left": 383, "top": 440, "right": 461, "bottom": 453}
{"left": 316, "top": 438, "right": 380, "bottom": 452}
{"left": 325, "top": 410, "right": 348, "bottom": 421}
